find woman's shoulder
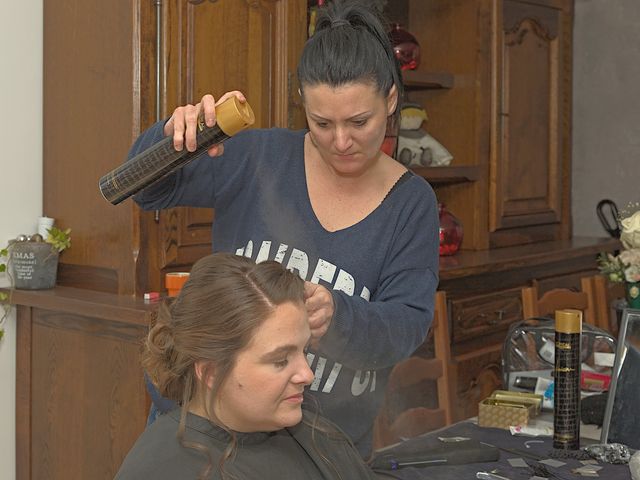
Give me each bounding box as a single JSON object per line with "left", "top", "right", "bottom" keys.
{"left": 234, "top": 127, "right": 306, "bottom": 143}
{"left": 115, "top": 411, "right": 218, "bottom": 479}
{"left": 224, "top": 128, "right": 306, "bottom": 163}
{"left": 406, "top": 169, "right": 436, "bottom": 190}
{"left": 389, "top": 169, "right": 437, "bottom": 207}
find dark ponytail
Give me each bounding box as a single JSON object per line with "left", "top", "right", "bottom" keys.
{"left": 298, "top": 0, "right": 403, "bottom": 116}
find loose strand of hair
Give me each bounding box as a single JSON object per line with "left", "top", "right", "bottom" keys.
{"left": 303, "top": 396, "right": 344, "bottom": 480}
{"left": 174, "top": 373, "right": 216, "bottom": 480}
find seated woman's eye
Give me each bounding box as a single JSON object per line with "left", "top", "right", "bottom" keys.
{"left": 274, "top": 358, "right": 289, "bottom": 368}
{"left": 352, "top": 119, "right": 367, "bottom": 127}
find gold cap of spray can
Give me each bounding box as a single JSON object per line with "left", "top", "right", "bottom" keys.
{"left": 216, "top": 95, "right": 255, "bottom": 137}
{"left": 555, "top": 309, "right": 582, "bottom": 334}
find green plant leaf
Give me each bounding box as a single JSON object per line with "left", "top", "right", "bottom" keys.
{"left": 46, "top": 226, "right": 72, "bottom": 253}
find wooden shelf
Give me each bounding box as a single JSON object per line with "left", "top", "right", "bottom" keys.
{"left": 402, "top": 70, "right": 454, "bottom": 90}
{"left": 411, "top": 165, "right": 480, "bottom": 185}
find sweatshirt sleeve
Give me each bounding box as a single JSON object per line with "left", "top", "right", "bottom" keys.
{"left": 128, "top": 119, "right": 220, "bottom": 210}
{"left": 317, "top": 185, "right": 440, "bottom": 371}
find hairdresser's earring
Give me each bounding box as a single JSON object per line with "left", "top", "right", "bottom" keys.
{"left": 297, "top": 88, "right": 302, "bottom": 97}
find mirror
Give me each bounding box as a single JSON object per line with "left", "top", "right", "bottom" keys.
{"left": 600, "top": 308, "right": 640, "bottom": 448}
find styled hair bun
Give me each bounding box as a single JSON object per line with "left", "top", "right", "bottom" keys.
{"left": 143, "top": 302, "right": 186, "bottom": 401}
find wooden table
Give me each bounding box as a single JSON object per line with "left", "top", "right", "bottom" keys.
{"left": 374, "top": 420, "right": 631, "bottom": 479}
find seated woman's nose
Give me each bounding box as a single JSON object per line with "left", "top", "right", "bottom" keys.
{"left": 295, "top": 358, "right": 315, "bottom": 385}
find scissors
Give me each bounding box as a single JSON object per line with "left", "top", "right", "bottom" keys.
{"left": 596, "top": 199, "right": 621, "bottom": 238}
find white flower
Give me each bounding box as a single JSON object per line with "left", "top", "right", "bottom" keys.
{"left": 620, "top": 211, "right": 640, "bottom": 249}
{"left": 618, "top": 248, "right": 640, "bottom": 267}
{"left": 625, "top": 264, "right": 640, "bottom": 283}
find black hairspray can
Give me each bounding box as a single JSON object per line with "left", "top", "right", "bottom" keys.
{"left": 99, "top": 95, "right": 255, "bottom": 205}
{"left": 553, "top": 308, "right": 582, "bottom": 450}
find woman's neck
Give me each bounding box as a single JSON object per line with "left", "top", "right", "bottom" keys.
{"left": 188, "top": 398, "right": 211, "bottom": 420}
{"left": 304, "top": 134, "right": 384, "bottom": 192}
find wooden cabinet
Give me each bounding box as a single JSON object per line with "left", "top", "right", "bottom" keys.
{"left": 381, "top": 0, "right": 578, "bottom": 421}
{"left": 44, "top": 0, "right": 307, "bottom": 297}
{"left": 439, "top": 236, "right": 618, "bottom": 422}
{"left": 45, "top": 0, "right": 574, "bottom": 290}
{"left": 13, "top": 288, "right": 154, "bottom": 480}
{"left": 389, "top": 0, "right": 573, "bottom": 251}
{"left": 151, "top": 1, "right": 307, "bottom": 280}
{"left": 490, "top": 0, "right": 573, "bottom": 248}
{"left": 449, "top": 287, "right": 523, "bottom": 345}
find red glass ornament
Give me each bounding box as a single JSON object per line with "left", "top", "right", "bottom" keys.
{"left": 438, "top": 203, "right": 463, "bottom": 256}
{"left": 388, "top": 23, "right": 421, "bottom": 71}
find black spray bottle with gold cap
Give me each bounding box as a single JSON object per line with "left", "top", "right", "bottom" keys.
{"left": 99, "top": 96, "right": 255, "bottom": 205}
{"left": 553, "top": 308, "right": 582, "bottom": 450}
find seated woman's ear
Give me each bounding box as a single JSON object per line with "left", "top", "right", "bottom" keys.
{"left": 194, "top": 360, "right": 216, "bottom": 390}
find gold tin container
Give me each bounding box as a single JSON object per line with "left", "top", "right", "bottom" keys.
{"left": 478, "top": 398, "right": 531, "bottom": 429}
{"left": 490, "top": 390, "right": 543, "bottom": 416}
{"left": 477, "top": 390, "right": 544, "bottom": 430}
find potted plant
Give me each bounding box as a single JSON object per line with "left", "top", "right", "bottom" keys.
{"left": 9, "top": 227, "right": 71, "bottom": 290}
{"left": 0, "top": 227, "right": 71, "bottom": 339}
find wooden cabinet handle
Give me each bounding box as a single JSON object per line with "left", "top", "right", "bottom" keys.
{"left": 486, "top": 309, "right": 505, "bottom": 326}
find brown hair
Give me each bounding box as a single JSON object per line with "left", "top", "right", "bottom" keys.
{"left": 143, "top": 252, "right": 305, "bottom": 478}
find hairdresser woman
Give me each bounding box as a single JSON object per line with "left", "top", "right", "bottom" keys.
{"left": 128, "top": 0, "right": 439, "bottom": 458}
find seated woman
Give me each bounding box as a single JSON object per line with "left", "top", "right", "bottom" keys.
{"left": 115, "top": 253, "right": 384, "bottom": 479}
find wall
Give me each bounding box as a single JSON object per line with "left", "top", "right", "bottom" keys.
{"left": 0, "top": 2, "right": 43, "bottom": 479}
{"left": 572, "top": 0, "right": 640, "bottom": 237}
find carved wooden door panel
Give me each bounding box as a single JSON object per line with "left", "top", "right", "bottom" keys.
{"left": 489, "top": 0, "right": 572, "bottom": 248}
{"left": 154, "top": 0, "right": 306, "bottom": 276}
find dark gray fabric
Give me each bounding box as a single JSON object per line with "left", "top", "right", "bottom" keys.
{"left": 115, "top": 408, "right": 380, "bottom": 479}
{"left": 608, "top": 344, "right": 640, "bottom": 449}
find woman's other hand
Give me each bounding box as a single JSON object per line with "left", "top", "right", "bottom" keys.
{"left": 304, "top": 282, "right": 335, "bottom": 347}
{"left": 163, "top": 91, "right": 246, "bottom": 157}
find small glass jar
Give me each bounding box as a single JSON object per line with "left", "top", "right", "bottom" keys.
{"left": 438, "top": 203, "right": 463, "bottom": 256}
{"left": 165, "top": 272, "right": 190, "bottom": 297}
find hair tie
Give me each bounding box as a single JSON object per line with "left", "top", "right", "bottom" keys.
{"left": 331, "top": 19, "right": 350, "bottom": 28}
